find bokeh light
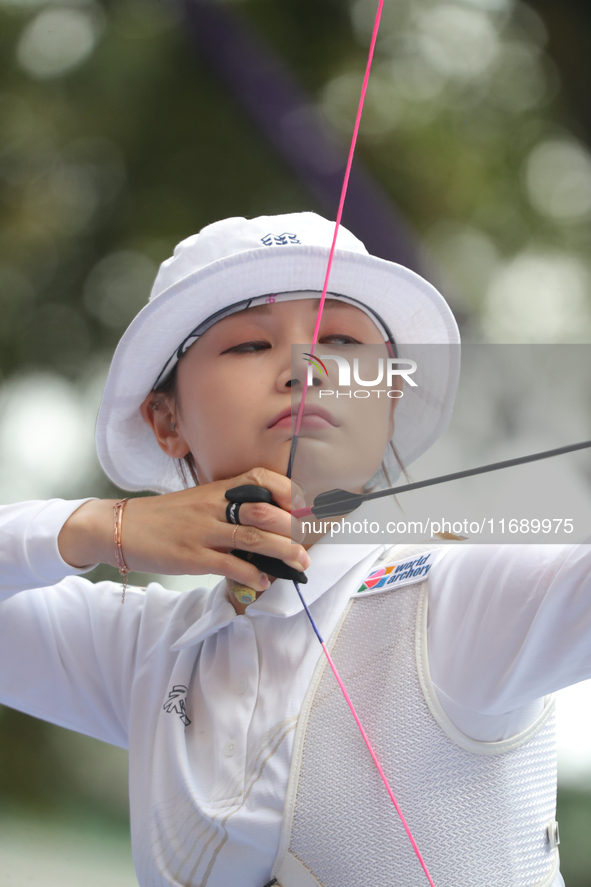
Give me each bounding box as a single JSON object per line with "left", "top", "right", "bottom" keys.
{"left": 83, "top": 251, "right": 157, "bottom": 331}
{"left": 0, "top": 372, "right": 99, "bottom": 502}
{"left": 484, "top": 250, "right": 591, "bottom": 342}
{"left": 487, "top": 42, "right": 548, "bottom": 113}
{"left": 557, "top": 683, "right": 591, "bottom": 788}
{"left": 16, "top": 6, "right": 104, "bottom": 80}
{"left": 416, "top": 5, "right": 500, "bottom": 80}
{"left": 525, "top": 138, "right": 591, "bottom": 223}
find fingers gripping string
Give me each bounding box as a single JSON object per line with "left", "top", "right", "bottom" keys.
{"left": 285, "top": 4, "right": 436, "bottom": 885}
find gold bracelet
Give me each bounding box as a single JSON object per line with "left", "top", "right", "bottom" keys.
{"left": 113, "top": 498, "right": 130, "bottom": 604}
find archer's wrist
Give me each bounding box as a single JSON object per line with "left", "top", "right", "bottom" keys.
{"left": 58, "top": 498, "right": 118, "bottom": 569}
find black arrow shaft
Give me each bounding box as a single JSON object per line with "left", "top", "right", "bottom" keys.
{"left": 305, "top": 439, "right": 591, "bottom": 520}
{"left": 364, "top": 439, "right": 591, "bottom": 503}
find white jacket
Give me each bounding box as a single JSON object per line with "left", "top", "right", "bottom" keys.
{"left": 3, "top": 498, "right": 591, "bottom": 885}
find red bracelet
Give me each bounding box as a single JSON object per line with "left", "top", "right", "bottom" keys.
{"left": 113, "top": 498, "right": 130, "bottom": 604}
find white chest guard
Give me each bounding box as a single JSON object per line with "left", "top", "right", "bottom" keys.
{"left": 272, "top": 546, "right": 559, "bottom": 887}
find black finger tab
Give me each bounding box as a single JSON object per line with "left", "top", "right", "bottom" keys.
{"left": 225, "top": 484, "right": 277, "bottom": 506}
{"left": 231, "top": 550, "right": 308, "bottom": 584}
{"left": 226, "top": 485, "right": 307, "bottom": 583}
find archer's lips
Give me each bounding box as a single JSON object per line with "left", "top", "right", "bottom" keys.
{"left": 267, "top": 405, "right": 339, "bottom": 430}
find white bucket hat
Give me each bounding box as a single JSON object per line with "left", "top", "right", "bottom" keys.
{"left": 96, "top": 212, "right": 460, "bottom": 493}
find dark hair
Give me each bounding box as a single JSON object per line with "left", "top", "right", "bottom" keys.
{"left": 151, "top": 361, "right": 200, "bottom": 488}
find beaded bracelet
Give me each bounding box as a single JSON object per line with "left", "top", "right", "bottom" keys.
{"left": 113, "top": 498, "right": 130, "bottom": 604}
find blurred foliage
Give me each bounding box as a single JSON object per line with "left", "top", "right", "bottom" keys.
{"left": 529, "top": 0, "right": 591, "bottom": 143}
{"left": 0, "top": 0, "right": 318, "bottom": 389}
{"left": 557, "top": 787, "right": 591, "bottom": 887}
{"left": 1, "top": 0, "right": 591, "bottom": 882}
{"left": 0, "top": 703, "right": 128, "bottom": 817}
{"left": 0, "top": 0, "right": 590, "bottom": 398}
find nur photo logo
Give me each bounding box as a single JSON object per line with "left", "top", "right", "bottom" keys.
{"left": 302, "top": 353, "right": 329, "bottom": 377}
{"left": 303, "top": 353, "right": 418, "bottom": 399}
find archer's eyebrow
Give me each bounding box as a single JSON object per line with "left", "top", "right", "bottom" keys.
{"left": 236, "top": 304, "right": 272, "bottom": 316}
{"left": 312, "top": 299, "right": 351, "bottom": 309}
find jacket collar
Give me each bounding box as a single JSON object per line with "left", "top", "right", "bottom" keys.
{"left": 171, "top": 542, "right": 384, "bottom": 651}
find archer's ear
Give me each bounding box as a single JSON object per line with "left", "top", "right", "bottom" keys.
{"left": 139, "top": 392, "right": 190, "bottom": 459}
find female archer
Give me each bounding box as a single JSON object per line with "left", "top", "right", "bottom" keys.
{"left": 0, "top": 211, "right": 586, "bottom": 887}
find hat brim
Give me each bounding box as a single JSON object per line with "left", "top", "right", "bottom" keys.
{"left": 96, "top": 245, "right": 460, "bottom": 493}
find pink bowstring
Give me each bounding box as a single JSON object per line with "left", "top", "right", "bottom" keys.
{"left": 288, "top": 3, "right": 437, "bottom": 884}
{"left": 292, "top": 0, "right": 384, "bottom": 440}
{"left": 321, "top": 642, "right": 436, "bottom": 887}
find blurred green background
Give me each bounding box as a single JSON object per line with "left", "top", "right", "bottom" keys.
{"left": 1, "top": 0, "right": 591, "bottom": 883}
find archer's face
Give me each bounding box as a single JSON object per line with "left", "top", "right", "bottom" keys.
{"left": 167, "top": 299, "right": 396, "bottom": 502}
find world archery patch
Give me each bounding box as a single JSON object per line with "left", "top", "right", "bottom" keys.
{"left": 354, "top": 550, "right": 439, "bottom": 597}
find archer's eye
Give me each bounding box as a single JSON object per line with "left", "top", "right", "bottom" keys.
{"left": 319, "top": 334, "right": 363, "bottom": 345}
{"left": 221, "top": 341, "right": 272, "bottom": 354}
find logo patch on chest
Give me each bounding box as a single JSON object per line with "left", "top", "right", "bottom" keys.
{"left": 355, "top": 550, "right": 439, "bottom": 596}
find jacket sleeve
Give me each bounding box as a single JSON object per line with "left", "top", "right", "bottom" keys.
{"left": 0, "top": 499, "right": 144, "bottom": 748}
{"left": 0, "top": 498, "right": 98, "bottom": 598}
{"left": 427, "top": 543, "right": 591, "bottom": 740}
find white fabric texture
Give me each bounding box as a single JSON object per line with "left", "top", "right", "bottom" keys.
{"left": 1, "top": 500, "right": 589, "bottom": 885}
{"left": 0, "top": 498, "right": 97, "bottom": 596}
{"left": 282, "top": 578, "right": 558, "bottom": 887}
